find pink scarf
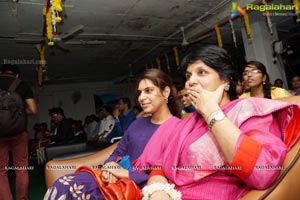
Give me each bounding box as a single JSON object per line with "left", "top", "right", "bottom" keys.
{"left": 134, "top": 98, "right": 300, "bottom": 198}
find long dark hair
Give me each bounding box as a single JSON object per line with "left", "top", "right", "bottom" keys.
{"left": 244, "top": 61, "right": 272, "bottom": 99}
{"left": 136, "top": 69, "right": 181, "bottom": 118}
{"left": 181, "top": 45, "right": 238, "bottom": 100}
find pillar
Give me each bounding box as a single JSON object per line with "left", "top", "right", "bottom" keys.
{"left": 241, "top": 13, "right": 288, "bottom": 88}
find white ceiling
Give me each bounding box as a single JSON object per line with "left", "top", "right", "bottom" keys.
{"left": 0, "top": 0, "right": 299, "bottom": 85}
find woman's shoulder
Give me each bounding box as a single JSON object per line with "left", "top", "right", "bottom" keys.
{"left": 271, "top": 87, "right": 292, "bottom": 98}
{"left": 239, "top": 92, "right": 250, "bottom": 98}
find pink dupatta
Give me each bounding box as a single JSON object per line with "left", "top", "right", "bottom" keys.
{"left": 134, "top": 98, "right": 300, "bottom": 199}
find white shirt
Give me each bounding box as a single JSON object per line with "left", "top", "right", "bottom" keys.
{"left": 98, "top": 115, "right": 115, "bottom": 138}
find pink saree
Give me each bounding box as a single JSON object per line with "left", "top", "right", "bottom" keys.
{"left": 134, "top": 98, "right": 300, "bottom": 200}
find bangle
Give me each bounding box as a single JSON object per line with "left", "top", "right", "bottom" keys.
{"left": 142, "top": 182, "right": 182, "bottom": 200}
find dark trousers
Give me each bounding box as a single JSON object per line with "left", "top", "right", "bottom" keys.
{"left": 0, "top": 132, "right": 29, "bottom": 200}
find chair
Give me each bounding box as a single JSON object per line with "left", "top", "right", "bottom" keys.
{"left": 44, "top": 96, "right": 300, "bottom": 199}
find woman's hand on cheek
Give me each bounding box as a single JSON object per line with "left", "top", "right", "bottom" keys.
{"left": 188, "top": 84, "right": 226, "bottom": 116}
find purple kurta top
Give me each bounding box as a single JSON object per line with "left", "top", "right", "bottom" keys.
{"left": 106, "top": 116, "right": 159, "bottom": 187}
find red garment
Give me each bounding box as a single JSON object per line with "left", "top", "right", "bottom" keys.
{"left": 76, "top": 166, "right": 143, "bottom": 200}
{"left": 135, "top": 98, "right": 300, "bottom": 199}
{"left": 0, "top": 132, "right": 29, "bottom": 200}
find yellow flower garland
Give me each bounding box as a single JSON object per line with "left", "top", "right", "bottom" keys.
{"left": 173, "top": 47, "right": 180, "bottom": 69}
{"left": 293, "top": 0, "right": 300, "bottom": 22}
{"left": 214, "top": 24, "right": 223, "bottom": 48}
{"left": 36, "top": 44, "right": 46, "bottom": 86}
{"left": 243, "top": 13, "right": 253, "bottom": 42}
{"left": 228, "top": 19, "right": 237, "bottom": 48}
{"left": 42, "top": 0, "right": 63, "bottom": 46}
{"left": 156, "top": 57, "right": 161, "bottom": 69}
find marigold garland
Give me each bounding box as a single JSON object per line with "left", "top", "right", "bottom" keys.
{"left": 214, "top": 24, "right": 223, "bottom": 48}
{"left": 173, "top": 47, "right": 180, "bottom": 69}
{"left": 156, "top": 57, "right": 161, "bottom": 69}
{"left": 228, "top": 19, "right": 237, "bottom": 48}
{"left": 242, "top": 13, "right": 253, "bottom": 42}
{"left": 42, "top": 0, "right": 63, "bottom": 46}
{"left": 36, "top": 44, "right": 46, "bottom": 86}
{"left": 293, "top": 0, "right": 300, "bottom": 22}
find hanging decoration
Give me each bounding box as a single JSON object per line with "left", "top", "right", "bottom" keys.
{"left": 36, "top": 44, "right": 47, "bottom": 86}
{"left": 228, "top": 19, "right": 237, "bottom": 48}
{"left": 42, "top": 0, "right": 63, "bottom": 46}
{"left": 145, "top": 64, "right": 149, "bottom": 70}
{"left": 173, "top": 47, "right": 180, "bottom": 70}
{"left": 242, "top": 13, "right": 253, "bottom": 42}
{"left": 156, "top": 57, "right": 161, "bottom": 69}
{"left": 164, "top": 53, "right": 170, "bottom": 73}
{"left": 294, "top": 0, "right": 300, "bottom": 22}
{"left": 262, "top": 0, "right": 273, "bottom": 35}
{"left": 214, "top": 24, "right": 223, "bottom": 48}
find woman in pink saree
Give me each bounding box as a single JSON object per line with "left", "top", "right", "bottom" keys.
{"left": 134, "top": 45, "right": 300, "bottom": 200}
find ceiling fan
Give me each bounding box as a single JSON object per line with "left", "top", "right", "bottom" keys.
{"left": 49, "top": 24, "right": 85, "bottom": 52}
{"left": 180, "top": 26, "right": 212, "bottom": 47}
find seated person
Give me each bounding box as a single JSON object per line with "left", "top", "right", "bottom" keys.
{"left": 84, "top": 114, "right": 99, "bottom": 141}
{"left": 29, "top": 123, "right": 50, "bottom": 159}
{"left": 289, "top": 75, "right": 300, "bottom": 95}
{"left": 44, "top": 69, "right": 182, "bottom": 199}
{"left": 97, "top": 105, "right": 115, "bottom": 142}
{"left": 46, "top": 107, "right": 74, "bottom": 146}
{"left": 134, "top": 45, "right": 300, "bottom": 200}
{"left": 112, "top": 97, "right": 136, "bottom": 137}
{"left": 239, "top": 61, "right": 291, "bottom": 99}
{"left": 178, "top": 87, "right": 195, "bottom": 113}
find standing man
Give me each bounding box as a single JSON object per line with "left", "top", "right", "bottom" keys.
{"left": 0, "top": 64, "right": 37, "bottom": 200}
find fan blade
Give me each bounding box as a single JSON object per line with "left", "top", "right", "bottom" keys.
{"left": 60, "top": 24, "right": 84, "bottom": 40}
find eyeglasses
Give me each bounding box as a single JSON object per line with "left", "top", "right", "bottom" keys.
{"left": 242, "top": 69, "right": 262, "bottom": 76}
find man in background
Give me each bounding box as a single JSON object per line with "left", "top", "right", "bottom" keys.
{"left": 111, "top": 97, "right": 135, "bottom": 138}
{"left": 0, "top": 64, "right": 37, "bottom": 200}
{"left": 47, "top": 107, "right": 74, "bottom": 145}
{"left": 178, "top": 88, "right": 195, "bottom": 114}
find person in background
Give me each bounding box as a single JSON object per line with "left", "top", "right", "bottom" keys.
{"left": 289, "top": 75, "right": 300, "bottom": 95}
{"left": 134, "top": 45, "right": 300, "bottom": 200}
{"left": 178, "top": 88, "right": 195, "bottom": 114}
{"left": 274, "top": 78, "right": 284, "bottom": 88}
{"left": 111, "top": 97, "right": 136, "bottom": 137}
{"left": 235, "top": 76, "right": 246, "bottom": 97}
{"left": 84, "top": 114, "right": 99, "bottom": 141}
{"left": 97, "top": 105, "right": 115, "bottom": 142}
{"left": 44, "top": 69, "right": 181, "bottom": 199}
{"left": 46, "top": 107, "right": 74, "bottom": 145}
{"left": 239, "top": 61, "right": 291, "bottom": 99}
{"left": 0, "top": 64, "right": 37, "bottom": 200}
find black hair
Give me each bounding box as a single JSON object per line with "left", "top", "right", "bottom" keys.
{"left": 119, "top": 97, "right": 131, "bottom": 109}
{"left": 1, "top": 64, "right": 20, "bottom": 75}
{"left": 244, "top": 61, "right": 272, "bottom": 99}
{"left": 137, "top": 69, "right": 182, "bottom": 118}
{"left": 48, "top": 107, "right": 65, "bottom": 116}
{"left": 181, "top": 45, "right": 238, "bottom": 100}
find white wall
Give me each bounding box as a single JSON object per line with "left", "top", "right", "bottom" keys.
{"left": 27, "top": 80, "right": 136, "bottom": 139}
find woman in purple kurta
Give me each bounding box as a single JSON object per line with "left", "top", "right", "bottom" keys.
{"left": 44, "top": 69, "right": 181, "bottom": 200}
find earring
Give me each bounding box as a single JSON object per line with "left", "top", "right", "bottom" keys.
{"left": 224, "top": 84, "right": 230, "bottom": 91}
{"left": 263, "top": 81, "right": 266, "bottom": 85}
{"left": 165, "top": 97, "right": 168, "bottom": 104}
